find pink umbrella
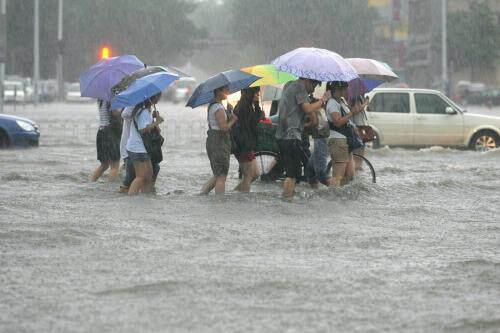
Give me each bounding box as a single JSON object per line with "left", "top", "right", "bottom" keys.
{"left": 346, "top": 58, "right": 398, "bottom": 82}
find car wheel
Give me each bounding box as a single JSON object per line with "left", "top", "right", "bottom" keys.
{"left": 470, "top": 130, "right": 499, "bottom": 152}
{"left": 0, "top": 129, "right": 10, "bottom": 148}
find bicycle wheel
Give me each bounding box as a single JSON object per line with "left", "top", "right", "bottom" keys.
{"left": 326, "top": 154, "right": 376, "bottom": 183}
{"left": 353, "top": 153, "right": 376, "bottom": 183}
{"left": 255, "top": 151, "right": 280, "bottom": 181}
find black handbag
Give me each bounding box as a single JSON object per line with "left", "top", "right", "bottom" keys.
{"left": 133, "top": 109, "right": 164, "bottom": 164}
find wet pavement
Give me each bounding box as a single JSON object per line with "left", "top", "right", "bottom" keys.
{"left": 1, "top": 102, "right": 500, "bottom": 332}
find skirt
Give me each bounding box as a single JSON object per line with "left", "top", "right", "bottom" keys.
{"left": 96, "top": 126, "right": 121, "bottom": 163}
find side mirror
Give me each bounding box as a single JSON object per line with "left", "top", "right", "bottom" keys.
{"left": 445, "top": 106, "right": 456, "bottom": 115}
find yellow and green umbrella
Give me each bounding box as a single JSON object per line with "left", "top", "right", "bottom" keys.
{"left": 241, "top": 64, "right": 297, "bottom": 87}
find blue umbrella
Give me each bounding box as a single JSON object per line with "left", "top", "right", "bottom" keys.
{"left": 186, "top": 70, "right": 260, "bottom": 108}
{"left": 111, "top": 71, "right": 179, "bottom": 109}
{"left": 80, "top": 55, "right": 144, "bottom": 101}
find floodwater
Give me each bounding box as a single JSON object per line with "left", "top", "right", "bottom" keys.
{"left": 1, "top": 102, "right": 500, "bottom": 332}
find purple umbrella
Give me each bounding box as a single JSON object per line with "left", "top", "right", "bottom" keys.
{"left": 271, "top": 47, "right": 358, "bottom": 82}
{"left": 79, "top": 55, "right": 144, "bottom": 101}
{"left": 346, "top": 58, "right": 398, "bottom": 82}
{"left": 346, "top": 58, "right": 398, "bottom": 102}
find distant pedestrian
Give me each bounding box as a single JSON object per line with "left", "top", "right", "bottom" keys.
{"left": 125, "top": 93, "right": 163, "bottom": 195}
{"left": 200, "top": 85, "right": 238, "bottom": 195}
{"left": 349, "top": 95, "right": 369, "bottom": 171}
{"left": 232, "top": 87, "right": 264, "bottom": 192}
{"left": 306, "top": 97, "right": 332, "bottom": 188}
{"left": 275, "top": 78, "right": 330, "bottom": 198}
{"left": 90, "top": 99, "right": 122, "bottom": 182}
{"left": 325, "top": 81, "right": 363, "bottom": 186}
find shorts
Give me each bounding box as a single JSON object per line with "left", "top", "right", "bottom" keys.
{"left": 96, "top": 126, "right": 120, "bottom": 163}
{"left": 235, "top": 151, "right": 256, "bottom": 163}
{"left": 122, "top": 157, "right": 159, "bottom": 188}
{"left": 328, "top": 138, "right": 351, "bottom": 163}
{"left": 278, "top": 139, "right": 309, "bottom": 179}
{"left": 206, "top": 130, "right": 231, "bottom": 176}
{"left": 127, "top": 150, "right": 150, "bottom": 163}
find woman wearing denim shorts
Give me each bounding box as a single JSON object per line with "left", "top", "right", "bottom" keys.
{"left": 125, "top": 94, "right": 161, "bottom": 195}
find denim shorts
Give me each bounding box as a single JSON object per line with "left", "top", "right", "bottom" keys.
{"left": 127, "top": 150, "right": 150, "bottom": 162}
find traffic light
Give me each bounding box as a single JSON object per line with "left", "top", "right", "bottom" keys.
{"left": 100, "top": 46, "right": 111, "bottom": 59}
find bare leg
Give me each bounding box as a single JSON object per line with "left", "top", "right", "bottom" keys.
{"left": 235, "top": 160, "right": 258, "bottom": 193}
{"left": 329, "top": 162, "right": 347, "bottom": 186}
{"left": 201, "top": 176, "right": 216, "bottom": 195}
{"left": 344, "top": 157, "right": 355, "bottom": 184}
{"left": 128, "top": 160, "right": 153, "bottom": 195}
{"left": 90, "top": 162, "right": 109, "bottom": 182}
{"left": 282, "top": 177, "right": 296, "bottom": 198}
{"left": 214, "top": 176, "right": 227, "bottom": 194}
{"left": 108, "top": 160, "right": 120, "bottom": 182}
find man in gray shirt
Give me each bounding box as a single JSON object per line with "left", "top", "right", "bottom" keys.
{"left": 275, "top": 78, "right": 331, "bottom": 198}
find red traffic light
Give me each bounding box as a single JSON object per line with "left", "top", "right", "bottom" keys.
{"left": 100, "top": 46, "right": 111, "bottom": 59}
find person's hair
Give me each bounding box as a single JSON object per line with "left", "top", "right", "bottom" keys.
{"left": 133, "top": 92, "right": 161, "bottom": 113}
{"left": 326, "top": 81, "right": 348, "bottom": 94}
{"left": 214, "top": 85, "right": 229, "bottom": 95}
{"left": 234, "top": 87, "right": 262, "bottom": 132}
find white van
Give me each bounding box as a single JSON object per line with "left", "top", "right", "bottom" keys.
{"left": 366, "top": 88, "right": 500, "bottom": 151}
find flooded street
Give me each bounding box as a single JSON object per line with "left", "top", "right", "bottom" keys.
{"left": 1, "top": 102, "right": 500, "bottom": 332}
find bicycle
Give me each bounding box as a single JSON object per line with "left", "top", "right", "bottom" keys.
{"left": 255, "top": 150, "right": 376, "bottom": 184}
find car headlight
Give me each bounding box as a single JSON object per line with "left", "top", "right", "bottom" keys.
{"left": 16, "top": 120, "right": 35, "bottom": 132}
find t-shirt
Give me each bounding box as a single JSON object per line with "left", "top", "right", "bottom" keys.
{"left": 126, "top": 108, "right": 153, "bottom": 153}
{"left": 275, "top": 80, "right": 310, "bottom": 140}
{"left": 120, "top": 106, "right": 134, "bottom": 159}
{"left": 98, "top": 100, "right": 111, "bottom": 127}
{"left": 207, "top": 103, "right": 226, "bottom": 130}
{"left": 326, "top": 98, "right": 354, "bottom": 139}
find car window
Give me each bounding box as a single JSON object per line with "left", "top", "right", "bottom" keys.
{"left": 369, "top": 93, "right": 410, "bottom": 113}
{"left": 415, "top": 93, "right": 449, "bottom": 114}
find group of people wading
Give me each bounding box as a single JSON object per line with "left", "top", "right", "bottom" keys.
{"left": 91, "top": 78, "right": 367, "bottom": 198}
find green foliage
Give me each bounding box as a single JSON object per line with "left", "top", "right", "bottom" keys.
{"left": 447, "top": 2, "right": 500, "bottom": 72}
{"left": 230, "top": 0, "right": 378, "bottom": 61}
{"left": 6, "top": 0, "right": 205, "bottom": 80}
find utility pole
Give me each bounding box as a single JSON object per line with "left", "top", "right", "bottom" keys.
{"left": 33, "top": 0, "right": 40, "bottom": 105}
{"left": 441, "top": 0, "right": 448, "bottom": 95}
{"left": 0, "top": 0, "right": 6, "bottom": 113}
{"left": 56, "top": 0, "right": 63, "bottom": 102}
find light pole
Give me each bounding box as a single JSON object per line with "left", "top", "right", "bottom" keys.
{"left": 0, "top": 0, "right": 6, "bottom": 113}
{"left": 442, "top": 0, "right": 448, "bottom": 95}
{"left": 33, "top": 0, "right": 40, "bottom": 105}
{"left": 56, "top": 0, "right": 63, "bottom": 102}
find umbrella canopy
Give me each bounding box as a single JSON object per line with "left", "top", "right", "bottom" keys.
{"left": 111, "top": 71, "right": 179, "bottom": 109}
{"left": 271, "top": 47, "right": 358, "bottom": 82}
{"left": 241, "top": 64, "right": 296, "bottom": 87}
{"left": 111, "top": 66, "right": 169, "bottom": 97}
{"left": 347, "top": 78, "right": 386, "bottom": 101}
{"left": 346, "top": 58, "right": 398, "bottom": 82}
{"left": 186, "top": 70, "right": 260, "bottom": 108}
{"left": 79, "top": 55, "right": 144, "bottom": 101}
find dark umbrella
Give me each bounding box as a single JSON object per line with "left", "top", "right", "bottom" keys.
{"left": 186, "top": 70, "right": 260, "bottom": 108}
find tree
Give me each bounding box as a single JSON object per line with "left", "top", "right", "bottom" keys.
{"left": 6, "top": 0, "right": 205, "bottom": 80}
{"left": 447, "top": 2, "right": 500, "bottom": 80}
{"left": 230, "top": 0, "right": 378, "bottom": 62}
